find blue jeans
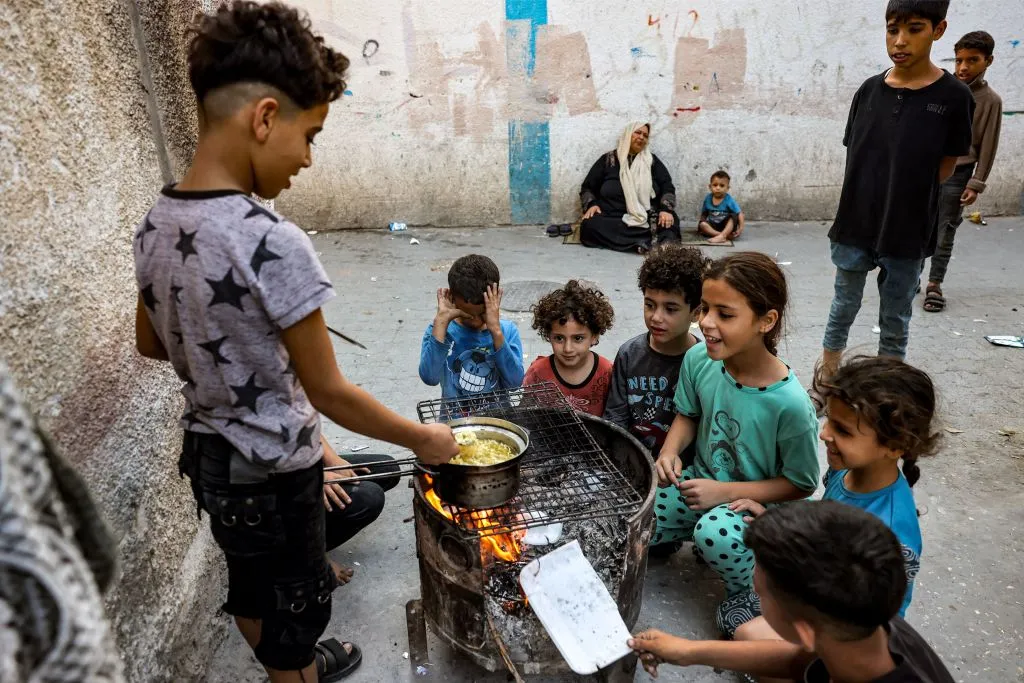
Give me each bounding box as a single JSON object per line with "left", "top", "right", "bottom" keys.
{"left": 823, "top": 242, "right": 924, "bottom": 359}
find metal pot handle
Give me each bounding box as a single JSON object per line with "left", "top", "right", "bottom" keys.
{"left": 414, "top": 462, "right": 440, "bottom": 476}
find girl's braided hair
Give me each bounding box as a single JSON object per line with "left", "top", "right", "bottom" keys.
{"left": 813, "top": 355, "right": 939, "bottom": 486}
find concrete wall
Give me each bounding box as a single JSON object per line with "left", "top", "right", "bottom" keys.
{"left": 283, "top": 0, "right": 1024, "bottom": 229}
{"left": 0, "top": 1, "right": 225, "bottom": 680}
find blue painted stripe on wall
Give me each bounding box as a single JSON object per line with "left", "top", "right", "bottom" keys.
{"left": 505, "top": 0, "right": 550, "bottom": 225}
{"left": 508, "top": 121, "right": 551, "bottom": 225}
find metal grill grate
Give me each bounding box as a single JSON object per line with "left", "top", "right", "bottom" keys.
{"left": 416, "top": 384, "right": 645, "bottom": 539}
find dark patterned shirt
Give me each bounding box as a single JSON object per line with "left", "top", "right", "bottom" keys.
{"left": 133, "top": 187, "right": 334, "bottom": 472}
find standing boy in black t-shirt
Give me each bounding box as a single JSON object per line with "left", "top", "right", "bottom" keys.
{"left": 821, "top": 0, "right": 973, "bottom": 374}
{"left": 629, "top": 501, "right": 955, "bottom": 683}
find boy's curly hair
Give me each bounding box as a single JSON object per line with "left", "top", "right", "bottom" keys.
{"left": 188, "top": 1, "right": 349, "bottom": 110}
{"left": 637, "top": 244, "right": 709, "bottom": 310}
{"left": 813, "top": 355, "right": 939, "bottom": 487}
{"left": 531, "top": 281, "right": 615, "bottom": 340}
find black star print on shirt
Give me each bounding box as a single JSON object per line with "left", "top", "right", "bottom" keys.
{"left": 197, "top": 336, "right": 232, "bottom": 366}
{"left": 229, "top": 373, "right": 268, "bottom": 413}
{"left": 170, "top": 284, "right": 183, "bottom": 304}
{"left": 141, "top": 284, "right": 159, "bottom": 311}
{"left": 206, "top": 268, "right": 250, "bottom": 311}
{"left": 136, "top": 215, "right": 157, "bottom": 253}
{"left": 279, "top": 424, "right": 290, "bottom": 444}
{"left": 171, "top": 330, "right": 183, "bottom": 345}
{"left": 243, "top": 198, "right": 280, "bottom": 223}
{"left": 252, "top": 448, "right": 282, "bottom": 467}
{"left": 225, "top": 417, "right": 246, "bottom": 428}
{"left": 293, "top": 422, "right": 316, "bottom": 455}
{"left": 175, "top": 227, "right": 198, "bottom": 263}
{"left": 250, "top": 234, "right": 282, "bottom": 278}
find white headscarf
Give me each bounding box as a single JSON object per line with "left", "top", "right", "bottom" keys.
{"left": 616, "top": 121, "right": 654, "bottom": 227}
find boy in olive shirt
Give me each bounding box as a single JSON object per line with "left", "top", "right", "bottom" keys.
{"left": 923, "top": 30, "right": 1002, "bottom": 312}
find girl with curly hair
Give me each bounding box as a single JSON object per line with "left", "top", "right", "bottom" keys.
{"left": 524, "top": 281, "right": 615, "bottom": 415}
{"left": 729, "top": 355, "right": 938, "bottom": 646}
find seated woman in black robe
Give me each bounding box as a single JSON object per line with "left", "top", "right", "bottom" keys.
{"left": 579, "top": 122, "right": 680, "bottom": 253}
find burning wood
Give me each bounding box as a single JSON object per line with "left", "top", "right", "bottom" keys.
{"left": 421, "top": 475, "right": 525, "bottom": 564}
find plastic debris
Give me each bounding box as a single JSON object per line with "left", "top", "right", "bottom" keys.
{"left": 985, "top": 335, "right": 1024, "bottom": 348}
{"left": 415, "top": 665, "right": 429, "bottom": 676}
{"left": 410, "top": 237, "right": 420, "bottom": 245}
{"left": 967, "top": 211, "right": 986, "bottom": 225}
{"left": 370, "top": 277, "right": 378, "bottom": 282}
{"left": 777, "top": 261, "right": 792, "bottom": 266}
{"left": 402, "top": 652, "right": 409, "bottom": 659}
{"left": 354, "top": 561, "right": 361, "bottom": 566}
{"left": 871, "top": 325, "right": 881, "bottom": 334}
{"left": 973, "top": 319, "right": 987, "bottom": 323}
{"left": 307, "top": 230, "right": 318, "bottom": 235}
{"left": 997, "top": 429, "right": 1018, "bottom": 437}
{"left": 944, "top": 427, "right": 964, "bottom": 434}
{"left": 350, "top": 445, "right": 369, "bottom": 452}
{"left": 389, "top": 222, "right": 408, "bottom": 231}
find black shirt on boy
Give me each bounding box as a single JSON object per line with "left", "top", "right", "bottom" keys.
{"left": 803, "top": 618, "right": 955, "bottom": 683}
{"left": 829, "top": 71, "right": 974, "bottom": 260}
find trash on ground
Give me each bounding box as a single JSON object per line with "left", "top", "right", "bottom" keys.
{"left": 350, "top": 444, "right": 369, "bottom": 452}
{"left": 307, "top": 230, "right": 318, "bottom": 235}
{"left": 985, "top": 335, "right": 1024, "bottom": 348}
{"left": 371, "top": 277, "right": 378, "bottom": 282}
{"left": 967, "top": 211, "right": 986, "bottom": 225}
{"left": 410, "top": 237, "right": 420, "bottom": 245}
{"left": 944, "top": 427, "right": 964, "bottom": 434}
{"left": 973, "top": 319, "right": 987, "bottom": 323}
{"left": 415, "top": 665, "right": 429, "bottom": 676}
{"left": 388, "top": 222, "right": 408, "bottom": 232}
{"left": 952, "top": 331, "right": 962, "bottom": 336}
{"left": 777, "top": 261, "right": 792, "bottom": 266}
{"left": 997, "top": 429, "right": 1018, "bottom": 437}
{"left": 871, "top": 325, "right": 881, "bottom": 334}
{"left": 402, "top": 652, "right": 409, "bottom": 659}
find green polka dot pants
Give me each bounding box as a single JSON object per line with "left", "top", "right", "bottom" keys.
{"left": 650, "top": 467, "right": 755, "bottom": 596}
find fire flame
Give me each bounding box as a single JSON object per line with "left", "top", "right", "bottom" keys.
{"left": 422, "top": 476, "right": 523, "bottom": 564}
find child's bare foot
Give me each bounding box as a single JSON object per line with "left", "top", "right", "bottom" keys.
{"left": 330, "top": 559, "right": 354, "bottom": 585}
{"left": 707, "top": 234, "right": 728, "bottom": 244}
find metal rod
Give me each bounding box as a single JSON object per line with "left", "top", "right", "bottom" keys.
{"left": 325, "top": 468, "right": 419, "bottom": 485}
{"left": 326, "top": 325, "right": 367, "bottom": 349}
{"left": 323, "top": 457, "right": 418, "bottom": 471}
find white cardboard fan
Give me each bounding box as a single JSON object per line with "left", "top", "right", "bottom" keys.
{"left": 518, "top": 540, "right": 633, "bottom": 675}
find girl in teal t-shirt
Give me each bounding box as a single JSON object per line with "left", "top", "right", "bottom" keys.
{"left": 651, "top": 253, "right": 819, "bottom": 612}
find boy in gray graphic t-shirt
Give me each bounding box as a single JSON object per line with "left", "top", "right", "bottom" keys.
{"left": 132, "top": 3, "right": 457, "bottom": 679}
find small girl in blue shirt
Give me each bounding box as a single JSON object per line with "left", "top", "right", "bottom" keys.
{"left": 728, "top": 355, "right": 938, "bottom": 640}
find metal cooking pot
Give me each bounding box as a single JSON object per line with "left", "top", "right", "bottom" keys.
{"left": 418, "top": 417, "right": 530, "bottom": 510}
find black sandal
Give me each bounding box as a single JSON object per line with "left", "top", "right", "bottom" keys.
{"left": 923, "top": 286, "right": 946, "bottom": 313}
{"left": 314, "top": 638, "right": 362, "bottom": 681}
{"left": 545, "top": 224, "right": 560, "bottom": 237}
{"left": 558, "top": 223, "right": 573, "bottom": 236}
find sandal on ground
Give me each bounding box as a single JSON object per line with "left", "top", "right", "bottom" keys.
{"left": 558, "top": 223, "right": 573, "bottom": 236}
{"left": 314, "top": 638, "right": 362, "bottom": 681}
{"left": 923, "top": 286, "right": 946, "bottom": 313}
{"left": 545, "top": 224, "right": 560, "bottom": 237}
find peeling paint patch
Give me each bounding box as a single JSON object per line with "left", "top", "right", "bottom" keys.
{"left": 670, "top": 28, "right": 747, "bottom": 122}
{"left": 535, "top": 29, "right": 598, "bottom": 116}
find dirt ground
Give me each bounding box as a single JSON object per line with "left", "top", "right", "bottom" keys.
{"left": 208, "top": 220, "right": 1024, "bottom": 682}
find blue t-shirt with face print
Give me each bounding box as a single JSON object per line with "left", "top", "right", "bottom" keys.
{"left": 418, "top": 319, "right": 525, "bottom": 400}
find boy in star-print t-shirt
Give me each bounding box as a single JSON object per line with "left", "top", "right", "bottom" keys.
{"left": 132, "top": 3, "right": 457, "bottom": 679}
